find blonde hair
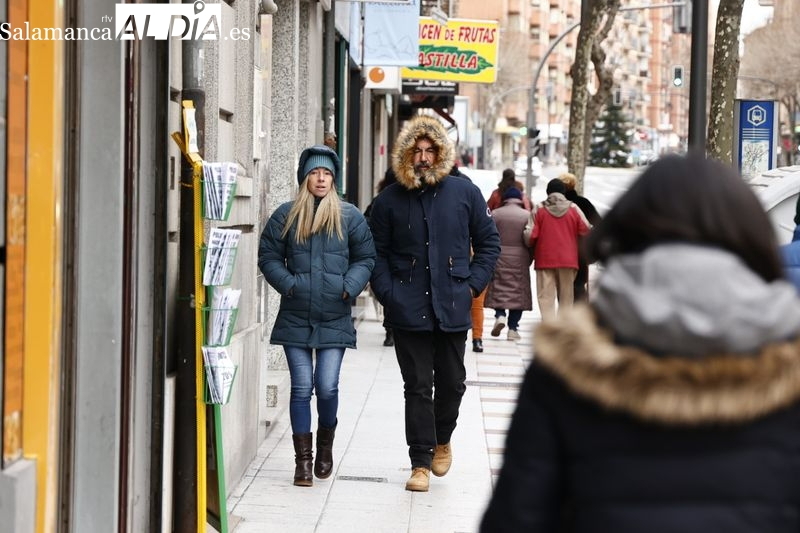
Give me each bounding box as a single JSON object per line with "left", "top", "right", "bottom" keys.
{"left": 558, "top": 172, "right": 577, "bottom": 192}
{"left": 281, "top": 177, "right": 344, "bottom": 243}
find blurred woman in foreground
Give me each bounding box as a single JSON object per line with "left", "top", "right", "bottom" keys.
{"left": 481, "top": 153, "right": 800, "bottom": 533}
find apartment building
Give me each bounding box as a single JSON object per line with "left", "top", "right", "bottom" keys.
{"left": 454, "top": 0, "right": 691, "bottom": 167}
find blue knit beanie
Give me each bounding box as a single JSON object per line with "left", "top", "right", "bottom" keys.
{"left": 302, "top": 154, "right": 336, "bottom": 181}
{"left": 503, "top": 187, "right": 522, "bottom": 200}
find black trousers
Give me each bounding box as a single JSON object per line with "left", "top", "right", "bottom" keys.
{"left": 393, "top": 327, "right": 468, "bottom": 468}
{"left": 574, "top": 260, "right": 589, "bottom": 302}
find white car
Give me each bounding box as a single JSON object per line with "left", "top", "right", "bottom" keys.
{"left": 460, "top": 168, "right": 500, "bottom": 201}
{"left": 514, "top": 156, "right": 542, "bottom": 178}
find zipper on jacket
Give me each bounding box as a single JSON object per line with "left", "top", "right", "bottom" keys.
{"left": 449, "top": 256, "right": 457, "bottom": 308}
{"left": 410, "top": 257, "right": 416, "bottom": 283}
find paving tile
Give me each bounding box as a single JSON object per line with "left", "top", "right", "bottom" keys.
{"left": 227, "top": 295, "right": 533, "bottom": 533}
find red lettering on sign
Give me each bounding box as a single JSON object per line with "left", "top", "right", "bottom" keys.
{"left": 420, "top": 24, "right": 441, "bottom": 40}
{"left": 456, "top": 26, "right": 496, "bottom": 43}
{"left": 419, "top": 51, "right": 480, "bottom": 71}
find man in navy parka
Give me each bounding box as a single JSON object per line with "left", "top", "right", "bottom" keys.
{"left": 368, "top": 115, "right": 500, "bottom": 492}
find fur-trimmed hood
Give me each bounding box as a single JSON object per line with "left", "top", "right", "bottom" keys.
{"left": 534, "top": 305, "right": 800, "bottom": 426}
{"left": 391, "top": 115, "right": 455, "bottom": 190}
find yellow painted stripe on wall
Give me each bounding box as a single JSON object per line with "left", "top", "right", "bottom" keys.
{"left": 24, "top": 0, "right": 64, "bottom": 531}
{"left": 4, "top": 0, "right": 27, "bottom": 467}
{"left": 193, "top": 161, "right": 208, "bottom": 531}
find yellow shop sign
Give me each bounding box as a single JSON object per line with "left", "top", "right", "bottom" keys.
{"left": 401, "top": 17, "right": 499, "bottom": 84}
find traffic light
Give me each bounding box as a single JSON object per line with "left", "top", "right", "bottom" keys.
{"left": 528, "top": 128, "right": 541, "bottom": 157}
{"left": 672, "top": 3, "right": 691, "bottom": 34}
{"left": 672, "top": 65, "right": 685, "bottom": 88}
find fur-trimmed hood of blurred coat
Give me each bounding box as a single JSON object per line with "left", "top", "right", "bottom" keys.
{"left": 533, "top": 244, "right": 800, "bottom": 426}
{"left": 535, "top": 305, "right": 800, "bottom": 426}
{"left": 391, "top": 115, "right": 455, "bottom": 190}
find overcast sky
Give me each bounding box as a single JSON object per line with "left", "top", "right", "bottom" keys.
{"left": 710, "top": 0, "right": 773, "bottom": 35}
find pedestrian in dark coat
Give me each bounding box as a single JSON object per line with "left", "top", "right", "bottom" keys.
{"left": 258, "top": 144, "right": 376, "bottom": 487}
{"left": 484, "top": 187, "right": 533, "bottom": 341}
{"left": 559, "top": 172, "right": 601, "bottom": 301}
{"left": 364, "top": 168, "right": 398, "bottom": 347}
{"left": 449, "top": 163, "right": 491, "bottom": 353}
{"left": 481, "top": 154, "right": 800, "bottom": 533}
{"left": 369, "top": 114, "right": 500, "bottom": 492}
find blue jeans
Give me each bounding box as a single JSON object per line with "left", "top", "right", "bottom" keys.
{"left": 283, "top": 346, "right": 345, "bottom": 434}
{"left": 494, "top": 309, "right": 523, "bottom": 330}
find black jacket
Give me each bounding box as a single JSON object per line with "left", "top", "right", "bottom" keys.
{"left": 481, "top": 305, "right": 800, "bottom": 533}
{"left": 369, "top": 116, "right": 499, "bottom": 332}
{"left": 564, "top": 189, "right": 601, "bottom": 225}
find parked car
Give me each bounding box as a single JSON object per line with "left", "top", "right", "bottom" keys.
{"left": 750, "top": 167, "right": 800, "bottom": 245}
{"left": 639, "top": 150, "right": 657, "bottom": 165}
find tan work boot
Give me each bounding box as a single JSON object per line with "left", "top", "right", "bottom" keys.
{"left": 405, "top": 467, "right": 430, "bottom": 492}
{"left": 431, "top": 443, "right": 452, "bottom": 477}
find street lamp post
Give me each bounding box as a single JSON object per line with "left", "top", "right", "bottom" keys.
{"left": 525, "top": 1, "right": 687, "bottom": 192}
{"left": 526, "top": 21, "right": 579, "bottom": 191}
{"left": 687, "top": 0, "right": 708, "bottom": 152}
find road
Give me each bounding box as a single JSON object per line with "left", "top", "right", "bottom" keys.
{"left": 539, "top": 164, "right": 643, "bottom": 215}
{"left": 466, "top": 164, "right": 643, "bottom": 215}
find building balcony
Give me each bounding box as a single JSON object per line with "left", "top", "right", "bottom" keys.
{"left": 529, "top": 9, "right": 542, "bottom": 26}
{"left": 529, "top": 42, "right": 545, "bottom": 60}
{"left": 503, "top": 102, "right": 526, "bottom": 124}
{"left": 508, "top": 0, "right": 521, "bottom": 14}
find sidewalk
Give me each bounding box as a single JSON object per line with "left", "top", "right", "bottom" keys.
{"left": 226, "top": 302, "right": 539, "bottom": 533}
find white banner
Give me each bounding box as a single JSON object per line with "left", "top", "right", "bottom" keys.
{"left": 349, "top": 3, "right": 362, "bottom": 66}
{"left": 362, "top": 0, "right": 419, "bottom": 67}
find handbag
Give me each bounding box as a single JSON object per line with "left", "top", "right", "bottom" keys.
{"left": 522, "top": 212, "right": 534, "bottom": 247}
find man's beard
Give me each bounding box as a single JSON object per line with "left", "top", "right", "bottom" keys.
{"left": 414, "top": 163, "right": 430, "bottom": 176}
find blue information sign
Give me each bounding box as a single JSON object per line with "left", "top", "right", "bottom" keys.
{"left": 733, "top": 99, "right": 778, "bottom": 180}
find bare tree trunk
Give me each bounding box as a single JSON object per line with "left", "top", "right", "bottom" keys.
{"left": 581, "top": 0, "right": 620, "bottom": 194}
{"left": 783, "top": 95, "right": 799, "bottom": 165}
{"left": 567, "top": 0, "right": 608, "bottom": 189}
{"left": 706, "top": 0, "right": 744, "bottom": 163}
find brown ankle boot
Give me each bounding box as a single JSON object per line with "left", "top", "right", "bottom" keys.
{"left": 431, "top": 443, "right": 452, "bottom": 477}
{"left": 405, "top": 467, "right": 430, "bottom": 492}
{"left": 292, "top": 433, "right": 313, "bottom": 487}
{"left": 314, "top": 423, "right": 336, "bottom": 479}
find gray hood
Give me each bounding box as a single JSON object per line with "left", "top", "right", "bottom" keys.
{"left": 593, "top": 243, "right": 800, "bottom": 357}
{"left": 541, "top": 192, "right": 571, "bottom": 217}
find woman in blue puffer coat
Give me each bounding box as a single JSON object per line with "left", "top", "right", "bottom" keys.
{"left": 258, "top": 144, "right": 375, "bottom": 487}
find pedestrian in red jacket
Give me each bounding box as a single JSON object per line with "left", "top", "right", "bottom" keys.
{"left": 487, "top": 168, "right": 532, "bottom": 211}
{"left": 529, "top": 178, "right": 591, "bottom": 321}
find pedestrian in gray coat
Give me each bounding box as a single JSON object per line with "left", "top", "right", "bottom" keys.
{"left": 484, "top": 187, "right": 533, "bottom": 341}
{"left": 258, "top": 144, "right": 376, "bottom": 487}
